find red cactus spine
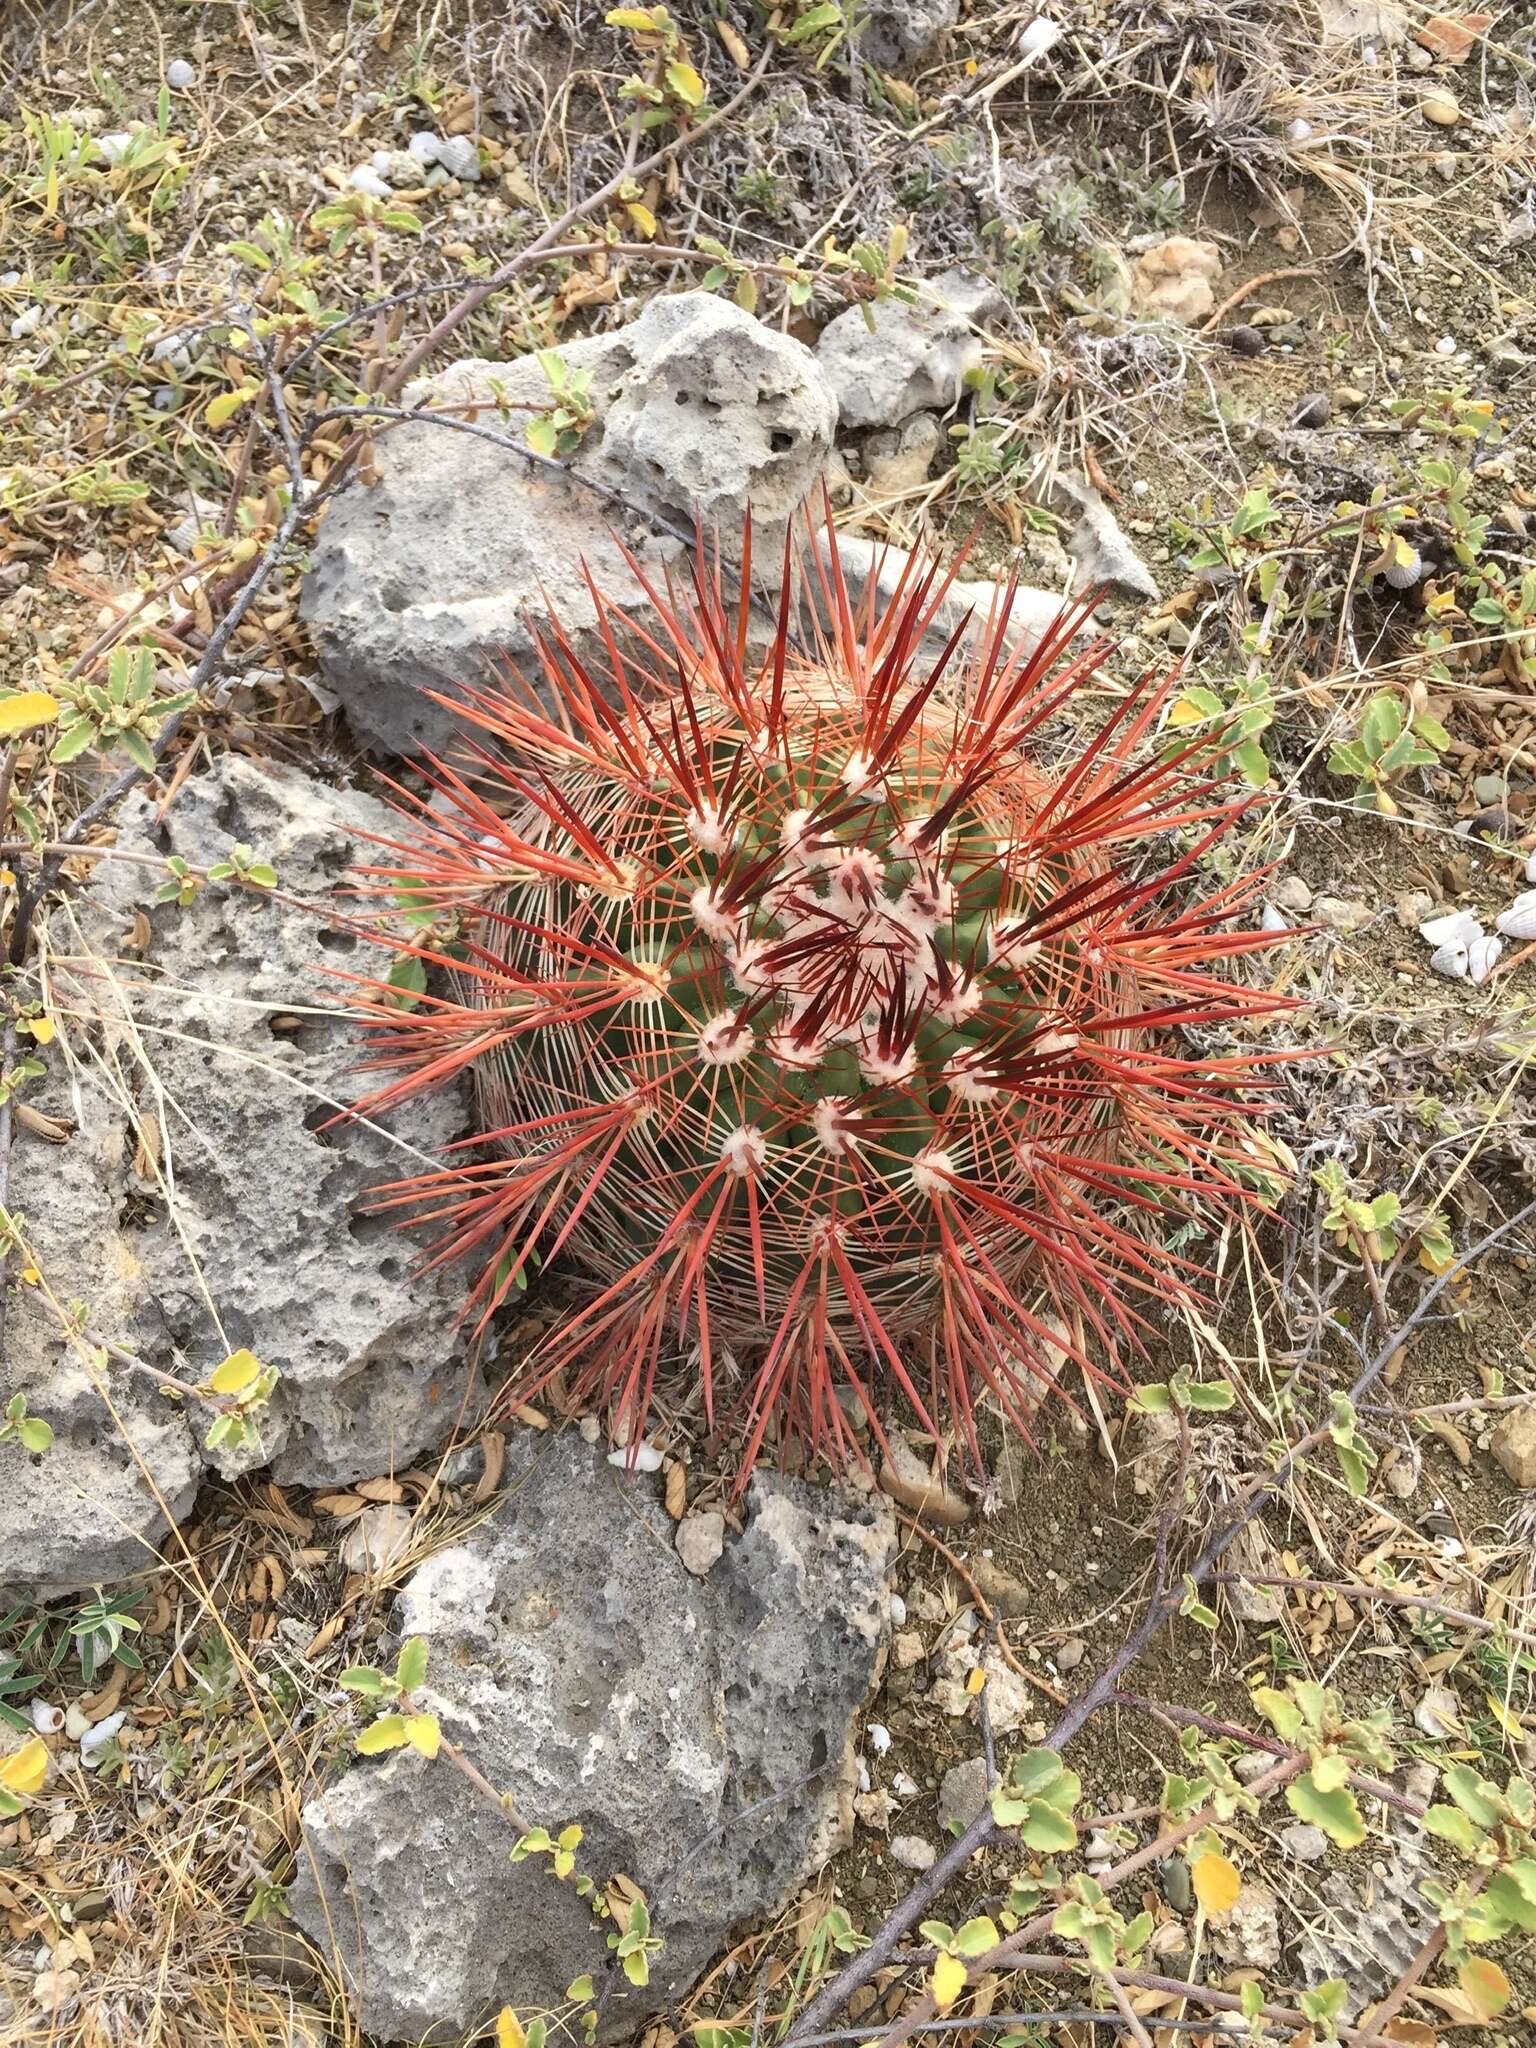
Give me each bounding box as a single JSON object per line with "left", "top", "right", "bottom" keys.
{"left": 350, "top": 525, "right": 1295, "bottom": 1479}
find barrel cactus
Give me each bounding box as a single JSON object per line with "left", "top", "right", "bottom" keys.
{"left": 356, "top": 530, "right": 1292, "bottom": 1476}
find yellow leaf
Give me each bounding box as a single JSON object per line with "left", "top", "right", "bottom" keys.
{"left": 22, "top": 1016, "right": 55, "bottom": 1044}
{"left": 0, "top": 691, "right": 61, "bottom": 737}
{"left": 403, "top": 1712, "right": 441, "bottom": 1759}
{"left": 666, "top": 60, "right": 706, "bottom": 106}
{"left": 206, "top": 385, "right": 257, "bottom": 428}
{"left": 356, "top": 1715, "right": 408, "bottom": 1755}
{"left": 625, "top": 201, "right": 657, "bottom": 238}
{"left": 0, "top": 1736, "right": 49, "bottom": 1799}
{"left": 1485, "top": 1691, "right": 1525, "bottom": 1739}
{"left": 1166, "top": 697, "right": 1207, "bottom": 727}
{"left": 497, "top": 2008, "right": 527, "bottom": 2048}
{"left": 210, "top": 1348, "right": 262, "bottom": 1395}
{"left": 1458, "top": 1955, "right": 1510, "bottom": 2020}
{"left": 964, "top": 1666, "right": 987, "bottom": 1696}
{"left": 1191, "top": 1850, "right": 1241, "bottom": 1915}
{"left": 605, "top": 6, "right": 661, "bottom": 28}
{"left": 930, "top": 1952, "right": 967, "bottom": 2011}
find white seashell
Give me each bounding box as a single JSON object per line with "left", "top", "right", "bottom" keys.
{"left": 856, "top": 1757, "right": 871, "bottom": 1792}
{"left": 80, "top": 1711, "right": 127, "bottom": 1762}
{"left": 408, "top": 130, "right": 441, "bottom": 163}
{"left": 1261, "top": 904, "right": 1291, "bottom": 933}
{"left": 888, "top": 1592, "right": 907, "bottom": 1626}
{"left": 1017, "top": 17, "right": 1064, "bottom": 59}
{"left": 1418, "top": 908, "right": 1482, "bottom": 950}
{"left": 1467, "top": 934, "right": 1503, "bottom": 984}
{"left": 867, "top": 1722, "right": 893, "bottom": 1754}
{"left": 349, "top": 165, "right": 391, "bottom": 197}
{"left": 1525, "top": 847, "right": 1536, "bottom": 884}
{"left": 608, "top": 1440, "right": 664, "bottom": 1473}
{"left": 1383, "top": 544, "right": 1423, "bottom": 590}
{"left": 166, "top": 58, "right": 197, "bottom": 88}
{"left": 31, "top": 1699, "right": 64, "bottom": 1735}
{"left": 1287, "top": 117, "right": 1314, "bottom": 143}
{"left": 1428, "top": 940, "right": 1468, "bottom": 980}
{"left": 1494, "top": 894, "right": 1536, "bottom": 940}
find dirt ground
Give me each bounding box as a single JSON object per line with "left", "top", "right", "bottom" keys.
{"left": 2, "top": 0, "right": 1536, "bottom": 2044}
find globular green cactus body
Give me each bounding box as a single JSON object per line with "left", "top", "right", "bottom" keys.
{"left": 358, "top": 532, "right": 1293, "bottom": 1476}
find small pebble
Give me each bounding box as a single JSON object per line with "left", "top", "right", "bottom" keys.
{"left": 867, "top": 1722, "right": 893, "bottom": 1755}
{"left": 1290, "top": 392, "right": 1331, "bottom": 430}
{"left": 607, "top": 1440, "right": 664, "bottom": 1473}
{"left": 1280, "top": 1822, "right": 1329, "bottom": 1862}
{"left": 1421, "top": 90, "right": 1460, "bottom": 126}
{"left": 889, "top": 1591, "right": 907, "bottom": 1626}
{"left": 166, "top": 58, "right": 197, "bottom": 88}
{"left": 891, "top": 1834, "right": 937, "bottom": 1872}
{"left": 1228, "top": 324, "right": 1266, "bottom": 357}
{"left": 1333, "top": 384, "right": 1367, "bottom": 409}
{"left": 1055, "top": 1636, "right": 1087, "bottom": 1672}
{"left": 1434, "top": 335, "right": 1458, "bottom": 357}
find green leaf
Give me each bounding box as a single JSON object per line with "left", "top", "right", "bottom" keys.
{"left": 1335, "top": 1443, "right": 1370, "bottom": 1497}
{"left": 1299, "top": 1980, "right": 1348, "bottom": 2028}
{"left": 1307, "top": 1751, "right": 1351, "bottom": 1795}
{"left": 51, "top": 717, "right": 99, "bottom": 764}
{"left": 386, "top": 954, "right": 428, "bottom": 1008}
{"left": 1008, "top": 1749, "right": 1070, "bottom": 1802}
{"left": 1019, "top": 1801, "right": 1079, "bottom": 1852}
{"left": 245, "top": 863, "right": 278, "bottom": 888}
{"left": 1360, "top": 692, "right": 1404, "bottom": 760}
{"left": 1443, "top": 1765, "right": 1501, "bottom": 1828}
{"left": 1186, "top": 1380, "right": 1235, "bottom": 1412}
{"left": 1422, "top": 1803, "right": 1481, "bottom": 1855}
{"left": 17, "top": 1417, "right": 53, "bottom": 1453}
{"left": 394, "top": 1637, "right": 429, "bottom": 1693}
{"left": 733, "top": 269, "right": 757, "bottom": 316}
{"left": 566, "top": 1976, "right": 595, "bottom": 2003}
{"left": 1483, "top": 1869, "right": 1536, "bottom": 1932}
{"left": 118, "top": 727, "right": 159, "bottom": 775}
{"left": 1286, "top": 1770, "right": 1365, "bottom": 1849}
{"left": 1132, "top": 1382, "right": 1171, "bottom": 1413}
{"left": 622, "top": 1949, "right": 650, "bottom": 1988}
{"left": 338, "top": 1665, "right": 389, "bottom": 1696}
{"left": 950, "top": 1916, "right": 999, "bottom": 1958}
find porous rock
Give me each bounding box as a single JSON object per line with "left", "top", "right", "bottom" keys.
{"left": 3, "top": 757, "right": 474, "bottom": 1594}
{"left": 1131, "top": 238, "right": 1223, "bottom": 326}
{"left": 937, "top": 1755, "right": 991, "bottom": 1833}
{"left": 289, "top": 1435, "right": 892, "bottom": 2042}
{"left": 858, "top": 0, "right": 960, "bottom": 69}
{"left": 2, "top": 1080, "right": 201, "bottom": 1596}
{"left": 302, "top": 293, "right": 837, "bottom": 755}
{"left": 1491, "top": 1402, "right": 1536, "bottom": 1488}
{"left": 98, "top": 756, "right": 477, "bottom": 1488}
{"left": 816, "top": 270, "right": 1004, "bottom": 429}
